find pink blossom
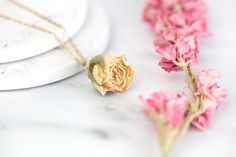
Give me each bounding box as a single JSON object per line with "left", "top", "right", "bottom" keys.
{"left": 159, "top": 57, "right": 183, "bottom": 72}
{"left": 191, "top": 101, "right": 217, "bottom": 130}
{"left": 140, "top": 91, "right": 189, "bottom": 128}
{"left": 197, "top": 69, "right": 228, "bottom": 104}
{"left": 192, "top": 69, "right": 228, "bottom": 130}
{"left": 155, "top": 35, "right": 200, "bottom": 72}
{"left": 143, "top": 0, "right": 208, "bottom": 73}
{"left": 143, "top": 0, "right": 159, "bottom": 27}
{"left": 179, "top": 0, "right": 209, "bottom": 37}
{"left": 143, "top": 0, "right": 209, "bottom": 37}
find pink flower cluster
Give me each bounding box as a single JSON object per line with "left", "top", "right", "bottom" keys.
{"left": 155, "top": 34, "right": 200, "bottom": 72}
{"left": 143, "top": 0, "right": 209, "bottom": 72}
{"left": 192, "top": 69, "right": 228, "bottom": 130}
{"left": 141, "top": 91, "right": 188, "bottom": 128}
{"left": 143, "top": 0, "right": 208, "bottom": 36}
{"left": 141, "top": 70, "right": 227, "bottom": 130}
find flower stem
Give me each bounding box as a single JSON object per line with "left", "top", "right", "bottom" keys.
{"left": 160, "top": 65, "right": 199, "bottom": 157}
{"left": 178, "top": 113, "right": 196, "bottom": 137}
{"left": 161, "top": 113, "right": 196, "bottom": 157}
{"left": 183, "top": 65, "right": 198, "bottom": 94}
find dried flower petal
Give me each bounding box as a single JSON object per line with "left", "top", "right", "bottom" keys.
{"left": 191, "top": 101, "right": 217, "bottom": 130}
{"left": 192, "top": 69, "right": 228, "bottom": 130}
{"left": 141, "top": 91, "right": 189, "bottom": 128}
{"left": 155, "top": 36, "right": 200, "bottom": 72}
{"left": 196, "top": 69, "right": 227, "bottom": 104}
{"left": 143, "top": 0, "right": 209, "bottom": 37}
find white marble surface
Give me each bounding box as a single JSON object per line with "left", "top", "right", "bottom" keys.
{"left": 0, "top": 0, "right": 235, "bottom": 157}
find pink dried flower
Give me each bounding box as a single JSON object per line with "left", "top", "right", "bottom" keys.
{"left": 192, "top": 69, "right": 228, "bottom": 130}
{"left": 140, "top": 91, "right": 189, "bottom": 128}
{"left": 179, "top": 0, "right": 209, "bottom": 37}
{"left": 143, "top": 0, "right": 159, "bottom": 27}
{"left": 155, "top": 35, "right": 200, "bottom": 72}
{"left": 197, "top": 69, "right": 228, "bottom": 104}
{"left": 191, "top": 101, "right": 217, "bottom": 130}
{"left": 143, "top": 0, "right": 209, "bottom": 37}
{"left": 159, "top": 57, "right": 183, "bottom": 72}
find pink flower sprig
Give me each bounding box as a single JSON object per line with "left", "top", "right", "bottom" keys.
{"left": 144, "top": 0, "right": 210, "bottom": 73}
{"left": 192, "top": 69, "right": 228, "bottom": 130}
{"left": 141, "top": 69, "right": 227, "bottom": 156}
{"left": 140, "top": 92, "right": 189, "bottom": 157}
{"left": 142, "top": 0, "right": 228, "bottom": 157}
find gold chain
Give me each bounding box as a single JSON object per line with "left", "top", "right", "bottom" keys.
{"left": 0, "top": 0, "right": 87, "bottom": 67}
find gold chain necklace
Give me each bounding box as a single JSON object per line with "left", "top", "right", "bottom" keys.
{"left": 0, "top": 0, "right": 135, "bottom": 95}
{"left": 5, "top": 0, "right": 87, "bottom": 67}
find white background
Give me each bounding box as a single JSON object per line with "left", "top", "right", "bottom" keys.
{"left": 0, "top": 0, "right": 235, "bottom": 157}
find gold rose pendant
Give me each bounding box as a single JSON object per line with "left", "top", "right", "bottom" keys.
{"left": 88, "top": 54, "right": 135, "bottom": 95}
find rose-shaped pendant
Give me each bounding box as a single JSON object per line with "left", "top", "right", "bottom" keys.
{"left": 88, "top": 54, "right": 135, "bottom": 95}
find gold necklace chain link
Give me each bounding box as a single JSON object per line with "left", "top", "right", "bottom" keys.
{"left": 0, "top": 0, "right": 87, "bottom": 67}
{"left": 0, "top": 13, "right": 82, "bottom": 64}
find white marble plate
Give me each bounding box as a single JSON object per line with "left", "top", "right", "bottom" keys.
{"left": 0, "top": 0, "right": 110, "bottom": 90}
{"left": 0, "top": 0, "right": 87, "bottom": 63}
